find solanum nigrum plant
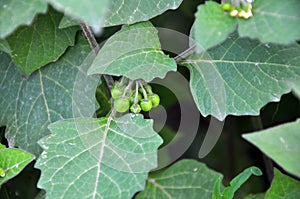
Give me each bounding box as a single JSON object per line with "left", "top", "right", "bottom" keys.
{"left": 0, "top": 0, "right": 300, "bottom": 198}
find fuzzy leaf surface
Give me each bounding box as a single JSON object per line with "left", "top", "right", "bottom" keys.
{"left": 136, "top": 159, "right": 223, "bottom": 199}
{"left": 0, "top": 0, "right": 47, "bottom": 38}
{"left": 239, "top": 0, "right": 300, "bottom": 44}
{"left": 88, "top": 22, "right": 176, "bottom": 82}
{"left": 0, "top": 37, "right": 99, "bottom": 156}
{"left": 35, "top": 114, "right": 163, "bottom": 199}
{"left": 182, "top": 33, "right": 300, "bottom": 120}
{"left": 104, "top": 0, "right": 183, "bottom": 27}
{"left": 5, "top": 7, "right": 79, "bottom": 75}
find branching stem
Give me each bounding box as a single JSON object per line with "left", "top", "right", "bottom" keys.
{"left": 80, "top": 22, "right": 114, "bottom": 91}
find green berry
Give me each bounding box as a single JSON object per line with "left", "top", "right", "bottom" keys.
{"left": 140, "top": 100, "right": 152, "bottom": 112}
{"left": 114, "top": 98, "right": 130, "bottom": 113}
{"left": 111, "top": 86, "right": 123, "bottom": 99}
{"left": 130, "top": 104, "right": 141, "bottom": 114}
{"left": 149, "top": 93, "right": 160, "bottom": 107}
{"left": 221, "top": 3, "right": 233, "bottom": 11}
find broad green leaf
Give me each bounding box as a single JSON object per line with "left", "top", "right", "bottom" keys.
{"left": 0, "top": 39, "right": 11, "bottom": 54}
{"left": 0, "top": 0, "right": 47, "bottom": 38}
{"left": 222, "top": 166, "right": 262, "bottom": 199}
{"left": 59, "top": 16, "right": 79, "bottom": 29}
{"left": 239, "top": 0, "right": 300, "bottom": 44}
{"left": 265, "top": 169, "right": 300, "bottom": 199}
{"left": 104, "top": 0, "right": 183, "bottom": 27}
{"left": 88, "top": 22, "right": 177, "bottom": 82}
{"left": 287, "top": 79, "right": 300, "bottom": 99}
{"left": 0, "top": 144, "right": 35, "bottom": 186}
{"left": 191, "top": 1, "right": 236, "bottom": 53}
{"left": 5, "top": 7, "right": 79, "bottom": 75}
{"left": 243, "top": 119, "right": 300, "bottom": 178}
{"left": 47, "top": 0, "right": 109, "bottom": 32}
{"left": 35, "top": 114, "right": 163, "bottom": 199}
{"left": 182, "top": 33, "right": 300, "bottom": 120}
{"left": 135, "top": 159, "right": 223, "bottom": 199}
{"left": 0, "top": 36, "right": 100, "bottom": 156}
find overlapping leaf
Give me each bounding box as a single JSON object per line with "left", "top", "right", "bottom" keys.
{"left": 243, "top": 119, "right": 300, "bottom": 178}
{"left": 0, "top": 0, "right": 47, "bottom": 38}
{"left": 35, "top": 114, "right": 163, "bottom": 199}
{"left": 191, "top": 1, "right": 236, "bottom": 53}
{"left": 239, "top": 0, "right": 300, "bottom": 44}
{"left": 182, "top": 33, "right": 300, "bottom": 120}
{"left": 0, "top": 37, "right": 99, "bottom": 156}
{"left": 47, "top": 0, "right": 109, "bottom": 32}
{"left": 265, "top": 169, "right": 300, "bottom": 199}
{"left": 88, "top": 22, "right": 177, "bottom": 82}
{"left": 191, "top": 0, "right": 300, "bottom": 52}
{"left": 5, "top": 7, "right": 79, "bottom": 75}
{"left": 0, "top": 144, "right": 35, "bottom": 186}
{"left": 135, "top": 159, "right": 223, "bottom": 199}
{"left": 0, "top": 39, "right": 11, "bottom": 54}
{"left": 104, "top": 0, "right": 183, "bottom": 27}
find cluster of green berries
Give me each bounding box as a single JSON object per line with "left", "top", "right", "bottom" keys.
{"left": 111, "top": 79, "right": 160, "bottom": 114}
{"left": 221, "top": 1, "right": 253, "bottom": 19}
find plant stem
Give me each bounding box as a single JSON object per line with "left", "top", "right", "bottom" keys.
{"left": 79, "top": 22, "right": 114, "bottom": 91}
{"left": 138, "top": 80, "right": 148, "bottom": 100}
{"left": 174, "top": 44, "right": 197, "bottom": 63}
{"left": 134, "top": 81, "right": 139, "bottom": 104}
{"left": 121, "top": 80, "right": 134, "bottom": 98}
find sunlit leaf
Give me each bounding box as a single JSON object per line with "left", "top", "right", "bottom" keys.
{"left": 35, "top": 114, "right": 162, "bottom": 198}
{"left": 182, "top": 33, "right": 300, "bottom": 120}
{"left": 0, "top": 144, "right": 35, "bottom": 186}
{"left": 191, "top": 1, "right": 236, "bottom": 53}
{"left": 265, "top": 169, "right": 300, "bottom": 199}
{"left": 88, "top": 22, "right": 176, "bottom": 82}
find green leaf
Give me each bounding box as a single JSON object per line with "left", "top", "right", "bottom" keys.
{"left": 0, "top": 39, "right": 11, "bottom": 54}
{"left": 238, "top": 0, "right": 300, "bottom": 44}
{"left": 0, "top": 144, "right": 35, "bottom": 186}
{"left": 59, "top": 16, "right": 79, "bottom": 29}
{"left": 182, "top": 33, "right": 300, "bottom": 120}
{"left": 191, "top": 1, "right": 236, "bottom": 53}
{"left": 135, "top": 159, "right": 223, "bottom": 199}
{"left": 88, "top": 22, "right": 177, "bottom": 82}
{"left": 222, "top": 166, "right": 262, "bottom": 199}
{"left": 0, "top": 0, "right": 47, "bottom": 38}
{"left": 5, "top": 7, "right": 79, "bottom": 75}
{"left": 0, "top": 36, "right": 100, "bottom": 156}
{"left": 265, "top": 169, "right": 300, "bottom": 199}
{"left": 47, "top": 0, "right": 109, "bottom": 32}
{"left": 242, "top": 119, "right": 300, "bottom": 178}
{"left": 35, "top": 114, "right": 163, "bottom": 198}
{"left": 104, "top": 0, "right": 183, "bottom": 27}
{"left": 287, "top": 79, "right": 300, "bottom": 99}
